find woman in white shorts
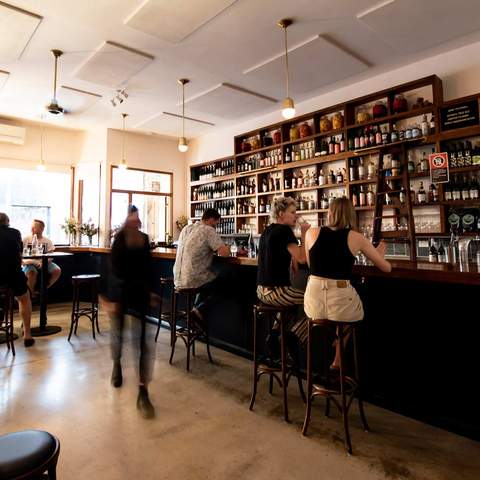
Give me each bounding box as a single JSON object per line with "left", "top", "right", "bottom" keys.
{"left": 303, "top": 197, "right": 391, "bottom": 369}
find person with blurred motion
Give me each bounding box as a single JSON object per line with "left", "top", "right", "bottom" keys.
{"left": 304, "top": 197, "right": 391, "bottom": 370}
{"left": 22, "top": 219, "right": 61, "bottom": 294}
{"left": 0, "top": 212, "right": 34, "bottom": 347}
{"left": 173, "top": 208, "right": 231, "bottom": 330}
{"left": 105, "top": 205, "right": 157, "bottom": 419}
{"left": 256, "top": 197, "right": 311, "bottom": 358}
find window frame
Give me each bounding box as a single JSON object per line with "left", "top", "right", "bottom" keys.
{"left": 109, "top": 165, "right": 174, "bottom": 241}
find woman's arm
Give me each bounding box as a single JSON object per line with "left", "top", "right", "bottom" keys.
{"left": 349, "top": 231, "right": 391, "bottom": 272}
{"left": 287, "top": 222, "right": 311, "bottom": 264}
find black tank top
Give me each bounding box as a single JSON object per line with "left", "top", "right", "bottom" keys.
{"left": 309, "top": 227, "right": 355, "bottom": 280}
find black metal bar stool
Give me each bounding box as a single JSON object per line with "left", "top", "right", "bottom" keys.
{"left": 0, "top": 287, "right": 15, "bottom": 355}
{"left": 68, "top": 274, "right": 100, "bottom": 341}
{"left": 249, "top": 303, "right": 306, "bottom": 423}
{"left": 169, "top": 287, "right": 214, "bottom": 372}
{"left": 302, "top": 318, "right": 369, "bottom": 454}
{"left": 0, "top": 430, "right": 60, "bottom": 479}
{"left": 155, "top": 277, "right": 175, "bottom": 344}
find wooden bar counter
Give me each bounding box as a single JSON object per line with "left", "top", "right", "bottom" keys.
{"left": 52, "top": 246, "right": 479, "bottom": 440}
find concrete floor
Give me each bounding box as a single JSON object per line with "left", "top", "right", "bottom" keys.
{"left": 1, "top": 304, "right": 479, "bottom": 480}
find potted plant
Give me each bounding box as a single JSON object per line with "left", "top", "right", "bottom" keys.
{"left": 79, "top": 219, "right": 99, "bottom": 245}
{"left": 61, "top": 218, "right": 79, "bottom": 246}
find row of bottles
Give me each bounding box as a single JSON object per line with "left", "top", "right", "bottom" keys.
{"left": 258, "top": 197, "right": 272, "bottom": 214}
{"left": 237, "top": 153, "right": 263, "bottom": 172}
{"left": 192, "top": 181, "right": 235, "bottom": 201}
{"left": 319, "top": 191, "right": 347, "bottom": 210}
{"left": 237, "top": 177, "right": 256, "bottom": 196}
{"left": 294, "top": 195, "right": 317, "bottom": 211}
{"left": 194, "top": 159, "right": 234, "bottom": 181}
{"left": 237, "top": 199, "right": 256, "bottom": 215}
{"left": 351, "top": 186, "right": 376, "bottom": 207}
{"left": 317, "top": 135, "right": 346, "bottom": 155}
{"left": 348, "top": 115, "right": 434, "bottom": 151}
{"left": 446, "top": 140, "right": 480, "bottom": 167}
{"left": 258, "top": 148, "right": 282, "bottom": 168}
{"left": 261, "top": 173, "right": 282, "bottom": 192}
{"left": 285, "top": 141, "right": 316, "bottom": 162}
{"left": 284, "top": 169, "right": 318, "bottom": 189}
{"left": 444, "top": 174, "right": 479, "bottom": 201}
{"left": 349, "top": 157, "right": 376, "bottom": 181}
{"left": 193, "top": 200, "right": 235, "bottom": 218}
{"left": 216, "top": 218, "right": 235, "bottom": 235}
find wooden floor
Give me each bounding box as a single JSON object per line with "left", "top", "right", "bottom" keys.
{"left": 1, "top": 303, "right": 479, "bottom": 479}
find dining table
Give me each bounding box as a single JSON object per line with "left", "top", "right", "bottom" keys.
{"left": 22, "top": 251, "right": 73, "bottom": 336}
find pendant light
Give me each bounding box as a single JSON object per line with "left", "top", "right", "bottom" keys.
{"left": 178, "top": 78, "right": 189, "bottom": 153}
{"left": 119, "top": 113, "right": 128, "bottom": 170}
{"left": 277, "top": 19, "right": 295, "bottom": 119}
{"left": 37, "top": 121, "right": 46, "bottom": 171}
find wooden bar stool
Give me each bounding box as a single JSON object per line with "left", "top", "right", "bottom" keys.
{"left": 0, "top": 287, "right": 15, "bottom": 355}
{"left": 169, "top": 287, "right": 214, "bottom": 372}
{"left": 0, "top": 430, "right": 60, "bottom": 479}
{"left": 249, "top": 303, "right": 306, "bottom": 423}
{"left": 68, "top": 274, "right": 100, "bottom": 341}
{"left": 302, "top": 319, "right": 369, "bottom": 454}
{"left": 155, "top": 277, "right": 175, "bottom": 344}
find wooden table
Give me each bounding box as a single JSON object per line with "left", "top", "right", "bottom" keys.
{"left": 23, "top": 251, "right": 73, "bottom": 336}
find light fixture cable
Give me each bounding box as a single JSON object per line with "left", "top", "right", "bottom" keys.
{"left": 178, "top": 79, "right": 189, "bottom": 152}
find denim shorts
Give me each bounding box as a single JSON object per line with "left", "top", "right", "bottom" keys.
{"left": 22, "top": 262, "right": 60, "bottom": 275}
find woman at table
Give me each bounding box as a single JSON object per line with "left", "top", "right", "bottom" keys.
{"left": 303, "top": 197, "right": 391, "bottom": 369}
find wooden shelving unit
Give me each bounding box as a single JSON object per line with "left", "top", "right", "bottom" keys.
{"left": 189, "top": 75, "right": 480, "bottom": 241}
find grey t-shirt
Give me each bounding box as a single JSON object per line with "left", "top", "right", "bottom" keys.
{"left": 173, "top": 222, "right": 224, "bottom": 288}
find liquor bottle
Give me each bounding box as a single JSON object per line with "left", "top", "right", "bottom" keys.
{"left": 321, "top": 193, "right": 329, "bottom": 210}
{"left": 354, "top": 132, "right": 360, "bottom": 149}
{"left": 408, "top": 151, "right": 415, "bottom": 173}
{"left": 358, "top": 158, "right": 365, "bottom": 180}
{"left": 359, "top": 129, "right": 365, "bottom": 148}
{"left": 364, "top": 128, "right": 369, "bottom": 148}
{"left": 284, "top": 173, "right": 291, "bottom": 190}
{"left": 381, "top": 126, "right": 389, "bottom": 145}
{"left": 348, "top": 136, "right": 354, "bottom": 151}
{"left": 421, "top": 114, "right": 429, "bottom": 136}
{"left": 429, "top": 113, "right": 436, "bottom": 135}
{"left": 285, "top": 147, "right": 291, "bottom": 163}
{"left": 438, "top": 242, "right": 447, "bottom": 263}
{"left": 417, "top": 181, "right": 427, "bottom": 203}
{"left": 428, "top": 183, "right": 435, "bottom": 202}
{"left": 432, "top": 183, "right": 438, "bottom": 202}
{"left": 429, "top": 239, "right": 438, "bottom": 263}
{"left": 247, "top": 228, "right": 256, "bottom": 258}
{"left": 367, "top": 186, "right": 375, "bottom": 206}
{"left": 349, "top": 160, "right": 356, "bottom": 182}
{"left": 329, "top": 137, "right": 335, "bottom": 155}
{"left": 359, "top": 186, "right": 366, "bottom": 207}
{"left": 304, "top": 169, "right": 311, "bottom": 187}
{"left": 420, "top": 152, "right": 429, "bottom": 172}
{"left": 410, "top": 184, "right": 416, "bottom": 204}
{"left": 340, "top": 134, "right": 345, "bottom": 152}
{"left": 351, "top": 190, "right": 359, "bottom": 207}
{"left": 399, "top": 186, "right": 406, "bottom": 205}
{"left": 472, "top": 142, "right": 480, "bottom": 165}
{"left": 367, "top": 160, "right": 375, "bottom": 180}
{"left": 470, "top": 174, "right": 479, "bottom": 199}
{"left": 444, "top": 184, "right": 452, "bottom": 201}
{"left": 375, "top": 126, "right": 382, "bottom": 146}
{"left": 337, "top": 168, "right": 344, "bottom": 184}
{"left": 297, "top": 170, "right": 304, "bottom": 188}
{"left": 319, "top": 169, "right": 325, "bottom": 185}
{"left": 452, "top": 176, "right": 461, "bottom": 200}
{"left": 391, "top": 155, "right": 400, "bottom": 176}
{"left": 461, "top": 174, "right": 470, "bottom": 200}
{"left": 390, "top": 124, "right": 398, "bottom": 143}
{"left": 369, "top": 128, "right": 375, "bottom": 147}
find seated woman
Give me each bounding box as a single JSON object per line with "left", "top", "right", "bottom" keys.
{"left": 256, "top": 197, "right": 310, "bottom": 353}
{"left": 303, "top": 197, "right": 391, "bottom": 369}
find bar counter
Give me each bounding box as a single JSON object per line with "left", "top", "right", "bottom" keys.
{"left": 51, "top": 245, "right": 479, "bottom": 440}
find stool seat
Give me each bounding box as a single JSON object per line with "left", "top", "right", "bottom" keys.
{"left": 175, "top": 286, "right": 201, "bottom": 295}
{"left": 72, "top": 274, "right": 100, "bottom": 282}
{"left": 160, "top": 277, "right": 174, "bottom": 285}
{"left": 0, "top": 430, "right": 59, "bottom": 479}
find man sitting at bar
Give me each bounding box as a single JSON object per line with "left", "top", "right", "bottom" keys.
{"left": 0, "top": 212, "right": 34, "bottom": 347}
{"left": 173, "top": 208, "right": 231, "bottom": 327}
{"left": 22, "top": 219, "right": 61, "bottom": 294}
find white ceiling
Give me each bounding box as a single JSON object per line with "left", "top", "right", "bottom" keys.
{"left": 0, "top": 0, "right": 480, "bottom": 138}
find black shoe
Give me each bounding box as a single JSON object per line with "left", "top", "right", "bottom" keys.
{"left": 137, "top": 386, "right": 155, "bottom": 419}
{"left": 24, "top": 338, "right": 35, "bottom": 348}
{"left": 190, "top": 308, "right": 207, "bottom": 333}
{"left": 111, "top": 362, "right": 122, "bottom": 388}
{"left": 266, "top": 330, "right": 280, "bottom": 360}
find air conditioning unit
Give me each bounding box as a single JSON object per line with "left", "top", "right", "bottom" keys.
{"left": 0, "top": 124, "right": 26, "bottom": 145}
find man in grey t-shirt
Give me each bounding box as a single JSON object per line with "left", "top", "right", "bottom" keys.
{"left": 173, "top": 209, "right": 230, "bottom": 326}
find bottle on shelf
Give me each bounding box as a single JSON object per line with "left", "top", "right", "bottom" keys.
{"left": 318, "top": 169, "right": 325, "bottom": 186}
{"left": 390, "top": 124, "right": 398, "bottom": 143}
{"left": 417, "top": 181, "right": 427, "bottom": 203}
{"left": 438, "top": 242, "right": 447, "bottom": 263}
{"left": 359, "top": 186, "right": 366, "bottom": 207}
{"left": 399, "top": 186, "right": 406, "bottom": 205}
{"left": 429, "top": 113, "right": 436, "bottom": 135}
{"left": 428, "top": 239, "right": 438, "bottom": 263}
{"left": 349, "top": 159, "right": 356, "bottom": 182}
{"left": 408, "top": 151, "right": 415, "bottom": 173}
{"left": 367, "top": 160, "right": 375, "bottom": 180}
{"left": 410, "top": 184, "right": 416, "bottom": 204}
{"left": 366, "top": 186, "right": 375, "bottom": 206}
{"left": 421, "top": 114, "right": 429, "bottom": 136}
{"left": 358, "top": 158, "right": 365, "bottom": 180}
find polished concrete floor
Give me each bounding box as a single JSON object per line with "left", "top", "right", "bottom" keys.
{"left": 1, "top": 304, "right": 479, "bottom": 480}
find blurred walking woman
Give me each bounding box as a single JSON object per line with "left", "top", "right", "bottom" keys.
{"left": 257, "top": 197, "right": 310, "bottom": 344}
{"left": 304, "top": 197, "right": 391, "bottom": 368}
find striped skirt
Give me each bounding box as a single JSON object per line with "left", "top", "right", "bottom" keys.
{"left": 256, "top": 285, "right": 308, "bottom": 343}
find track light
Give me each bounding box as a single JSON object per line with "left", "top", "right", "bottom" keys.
{"left": 110, "top": 89, "right": 128, "bottom": 107}
{"left": 110, "top": 99, "right": 116, "bottom": 107}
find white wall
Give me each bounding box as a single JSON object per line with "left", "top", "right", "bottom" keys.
{"left": 106, "top": 129, "right": 187, "bottom": 240}
{"left": 187, "top": 40, "right": 480, "bottom": 166}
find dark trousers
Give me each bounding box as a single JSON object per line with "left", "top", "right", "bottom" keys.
{"left": 110, "top": 310, "right": 154, "bottom": 385}
{"left": 194, "top": 268, "right": 233, "bottom": 319}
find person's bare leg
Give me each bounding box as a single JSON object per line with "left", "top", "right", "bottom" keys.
{"left": 331, "top": 327, "right": 352, "bottom": 370}
{"left": 47, "top": 267, "right": 61, "bottom": 288}
{"left": 16, "top": 292, "right": 33, "bottom": 342}
{"left": 26, "top": 270, "right": 37, "bottom": 294}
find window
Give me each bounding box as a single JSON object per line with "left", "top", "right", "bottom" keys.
{"left": 0, "top": 167, "right": 71, "bottom": 244}
{"left": 110, "top": 166, "right": 172, "bottom": 243}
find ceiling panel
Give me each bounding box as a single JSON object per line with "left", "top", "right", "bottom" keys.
{"left": 135, "top": 112, "right": 214, "bottom": 137}
{"left": 0, "top": 69, "right": 9, "bottom": 91}
{"left": 125, "top": 0, "right": 238, "bottom": 43}
{"left": 59, "top": 86, "right": 103, "bottom": 114}
{"left": 73, "top": 41, "right": 154, "bottom": 88}
{"left": 0, "top": 2, "right": 42, "bottom": 61}
{"left": 185, "top": 83, "right": 277, "bottom": 119}
{"left": 244, "top": 34, "right": 369, "bottom": 95}
{"left": 357, "top": 0, "right": 480, "bottom": 53}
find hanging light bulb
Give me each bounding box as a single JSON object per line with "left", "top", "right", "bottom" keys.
{"left": 178, "top": 78, "right": 189, "bottom": 153}
{"left": 37, "top": 122, "right": 46, "bottom": 171}
{"left": 119, "top": 113, "right": 128, "bottom": 170}
{"left": 278, "top": 19, "right": 295, "bottom": 119}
